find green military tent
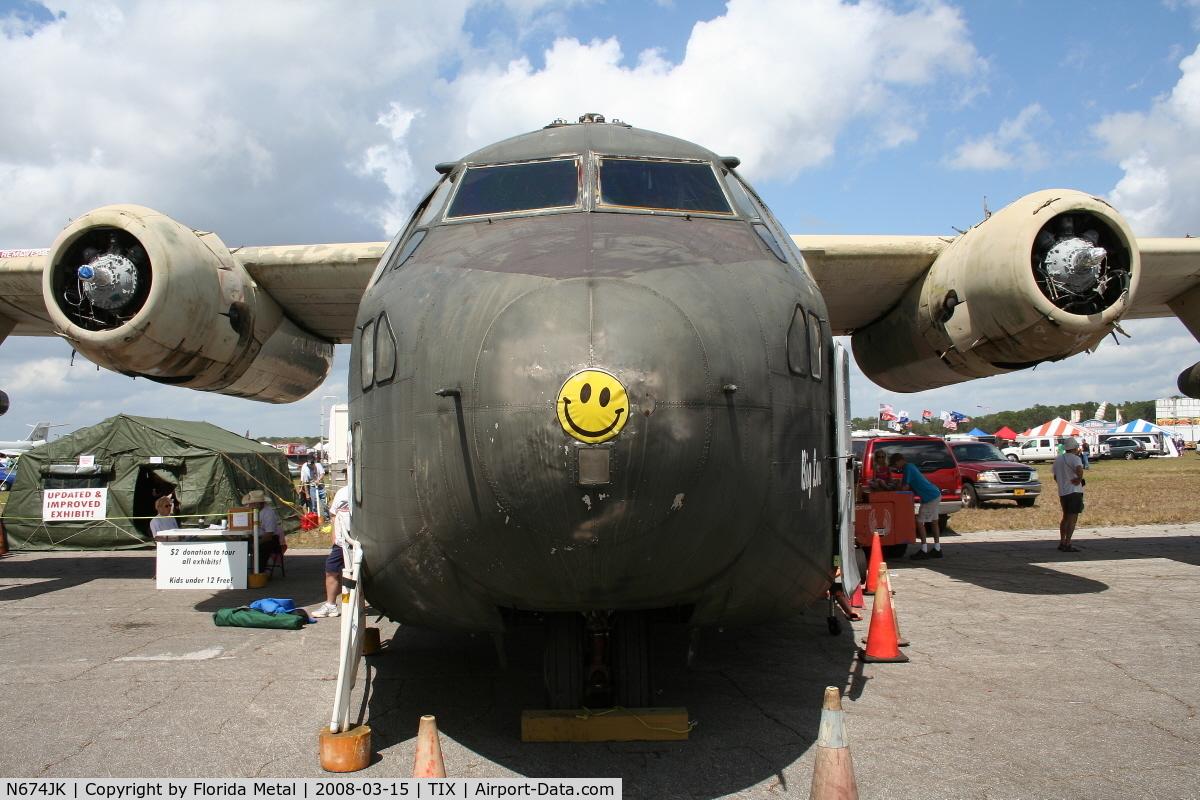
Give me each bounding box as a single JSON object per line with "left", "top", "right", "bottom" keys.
{"left": 1, "top": 414, "right": 299, "bottom": 550}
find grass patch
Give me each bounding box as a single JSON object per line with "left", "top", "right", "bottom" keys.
{"left": 950, "top": 454, "right": 1200, "bottom": 532}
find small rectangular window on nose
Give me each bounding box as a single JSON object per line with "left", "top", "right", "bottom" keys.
{"left": 577, "top": 447, "right": 611, "bottom": 485}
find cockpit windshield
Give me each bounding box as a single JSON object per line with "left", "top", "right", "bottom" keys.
{"left": 598, "top": 158, "right": 732, "bottom": 214}
{"left": 446, "top": 158, "right": 579, "bottom": 218}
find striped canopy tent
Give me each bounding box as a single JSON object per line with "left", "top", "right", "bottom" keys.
{"left": 1111, "top": 419, "right": 1180, "bottom": 456}
{"left": 994, "top": 426, "right": 1019, "bottom": 440}
{"left": 1020, "top": 418, "right": 1095, "bottom": 439}
{"left": 1110, "top": 419, "right": 1168, "bottom": 433}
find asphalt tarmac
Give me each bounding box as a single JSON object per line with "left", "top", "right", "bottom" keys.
{"left": 0, "top": 523, "right": 1197, "bottom": 799}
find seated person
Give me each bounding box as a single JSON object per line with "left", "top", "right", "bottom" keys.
{"left": 867, "top": 450, "right": 898, "bottom": 492}
{"left": 241, "top": 490, "right": 284, "bottom": 572}
{"left": 149, "top": 495, "right": 180, "bottom": 540}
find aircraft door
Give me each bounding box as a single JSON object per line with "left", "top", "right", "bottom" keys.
{"left": 833, "top": 343, "right": 859, "bottom": 590}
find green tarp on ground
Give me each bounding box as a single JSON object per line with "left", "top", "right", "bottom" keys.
{"left": 2, "top": 414, "right": 299, "bottom": 550}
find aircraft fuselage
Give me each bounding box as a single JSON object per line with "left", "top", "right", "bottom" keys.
{"left": 349, "top": 119, "right": 837, "bottom": 633}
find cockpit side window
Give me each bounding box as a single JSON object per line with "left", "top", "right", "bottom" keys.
{"left": 446, "top": 158, "right": 580, "bottom": 219}
{"left": 369, "top": 174, "right": 455, "bottom": 285}
{"left": 725, "top": 172, "right": 804, "bottom": 266}
{"left": 597, "top": 158, "right": 733, "bottom": 214}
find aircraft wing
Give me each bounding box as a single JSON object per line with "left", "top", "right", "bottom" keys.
{"left": 792, "top": 233, "right": 1200, "bottom": 333}
{"left": 227, "top": 242, "right": 386, "bottom": 343}
{"left": 0, "top": 242, "right": 386, "bottom": 343}
{"left": 791, "top": 235, "right": 949, "bottom": 335}
{"left": 791, "top": 190, "right": 1200, "bottom": 397}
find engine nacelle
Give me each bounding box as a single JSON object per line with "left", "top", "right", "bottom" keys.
{"left": 44, "top": 205, "right": 332, "bottom": 403}
{"left": 852, "top": 189, "right": 1139, "bottom": 392}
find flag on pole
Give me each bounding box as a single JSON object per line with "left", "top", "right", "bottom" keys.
{"left": 879, "top": 403, "right": 897, "bottom": 421}
{"left": 889, "top": 420, "right": 902, "bottom": 431}
{"left": 922, "top": 410, "right": 933, "bottom": 421}
{"left": 943, "top": 418, "right": 958, "bottom": 431}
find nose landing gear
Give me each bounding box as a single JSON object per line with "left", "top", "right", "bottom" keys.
{"left": 542, "top": 609, "right": 652, "bottom": 709}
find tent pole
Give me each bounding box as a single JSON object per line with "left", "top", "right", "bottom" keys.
{"left": 252, "top": 507, "right": 260, "bottom": 575}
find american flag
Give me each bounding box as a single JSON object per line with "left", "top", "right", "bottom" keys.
{"left": 879, "top": 403, "right": 897, "bottom": 421}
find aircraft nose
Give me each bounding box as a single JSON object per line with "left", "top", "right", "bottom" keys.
{"left": 472, "top": 273, "right": 705, "bottom": 438}
{"left": 464, "top": 276, "right": 733, "bottom": 604}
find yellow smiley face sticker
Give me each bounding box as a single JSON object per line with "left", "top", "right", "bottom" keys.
{"left": 556, "top": 370, "right": 629, "bottom": 443}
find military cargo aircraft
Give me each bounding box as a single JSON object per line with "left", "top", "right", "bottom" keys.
{"left": 2, "top": 114, "right": 1199, "bottom": 713}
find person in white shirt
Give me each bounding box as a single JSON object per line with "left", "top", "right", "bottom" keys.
{"left": 313, "top": 485, "right": 351, "bottom": 618}
{"left": 1051, "top": 437, "right": 1085, "bottom": 552}
{"left": 299, "top": 455, "right": 328, "bottom": 517}
{"left": 149, "top": 495, "right": 179, "bottom": 540}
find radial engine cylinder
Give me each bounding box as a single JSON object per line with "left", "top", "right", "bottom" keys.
{"left": 852, "top": 190, "right": 1139, "bottom": 393}
{"left": 43, "top": 205, "right": 331, "bottom": 403}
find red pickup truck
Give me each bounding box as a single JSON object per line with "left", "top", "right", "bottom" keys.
{"left": 852, "top": 435, "right": 963, "bottom": 558}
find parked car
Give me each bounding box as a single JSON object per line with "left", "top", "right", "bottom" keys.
{"left": 0, "top": 461, "right": 14, "bottom": 490}
{"left": 948, "top": 441, "right": 1041, "bottom": 508}
{"left": 852, "top": 435, "right": 963, "bottom": 533}
{"left": 1002, "top": 437, "right": 1062, "bottom": 463}
{"left": 1126, "top": 434, "right": 1164, "bottom": 456}
{"left": 1105, "top": 436, "right": 1150, "bottom": 460}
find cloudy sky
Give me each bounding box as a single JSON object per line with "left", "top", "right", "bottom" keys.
{"left": 1, "top": 0, "right": 1199, "bottom": 440}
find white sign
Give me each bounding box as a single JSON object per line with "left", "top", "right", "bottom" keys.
{"left": 149, "top": 456, "right": 164, "bottom": 464}
{"left": 78, "top": 455, "right": 95, "bottom": 467}
{"left": 157, "top": 541, "right": 247, "bottom": 590}
{"left": 42, "top": 488, "right": 108, "bottom": 521}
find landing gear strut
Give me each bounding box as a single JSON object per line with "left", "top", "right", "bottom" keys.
{"left": 542, "top": 610, "right": 652, "bottom": 709}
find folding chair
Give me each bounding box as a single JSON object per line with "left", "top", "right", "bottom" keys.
{"left": 266, "top": 544, "right": 287, "bottom": 578}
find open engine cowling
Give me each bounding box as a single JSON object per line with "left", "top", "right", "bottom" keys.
{"left": 852, "top": 189, "right": 1139, "bottom": 393}
{"left": 43, "top": 205, "right": 332, "bottom": 403}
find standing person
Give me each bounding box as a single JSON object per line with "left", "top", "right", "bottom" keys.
{"left": 1080, "top": 440, "right": 1091, "bottom": 469}
{"left": 889, "top": 452, "right": 944, "bottom": 559}
{"left": 1052, "top": 437, "right": 1085, "bottom": 552}
{"left": 300, "top": 455, "right": 327, "bottom": 519}
{"left": 313, "top": 485, "right": 351, "bottom": 618}
{"left": 242, "top": 490, "right": 283, "bottom": 571}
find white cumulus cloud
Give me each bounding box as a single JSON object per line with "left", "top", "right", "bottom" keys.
{"left": 945, "top": 103, "right": 1049, "bottom": 171}
{"left": 1095, "top": 43, "right": 1200, "bottom": 236}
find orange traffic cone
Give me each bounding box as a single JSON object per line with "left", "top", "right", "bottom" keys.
{"left": 412, "top": 715, "right": 446, "bottom": 778}
{"left": 809, "top": 686, "right": 859, "bottom": 800}
{"left": 858, "top": 562, "right": 909, "bottom": 663}
{"left": 864, "top": 532, "right": 883, "bottom": 595}
{"left": 862, "top": 567, "right": 909, "bottom": 647}
{"left": 850, "top": 582, "right": 864, "bottom": 609}
{"left": 884, "top": 569, "right": 910, "bottom": 647}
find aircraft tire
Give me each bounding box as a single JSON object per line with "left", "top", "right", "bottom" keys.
{"left": 611, "top": 610, "right": 651, "bottom": 709}
{"left": 543, "top": 612, "right": 584, "bottom": 710}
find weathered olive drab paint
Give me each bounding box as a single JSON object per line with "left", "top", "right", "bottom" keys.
{"left": 350, "top": 122, "right": 836, "bottom": 632}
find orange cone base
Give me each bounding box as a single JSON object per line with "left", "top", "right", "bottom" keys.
{"left": 362, "top": 627, "right": 381, "bottom": 654}
{"left": 320, "top": 725, "right": 372, "bottom": 772}
{"left": 858, "top": 647, "right": 909, "bottom": 663}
